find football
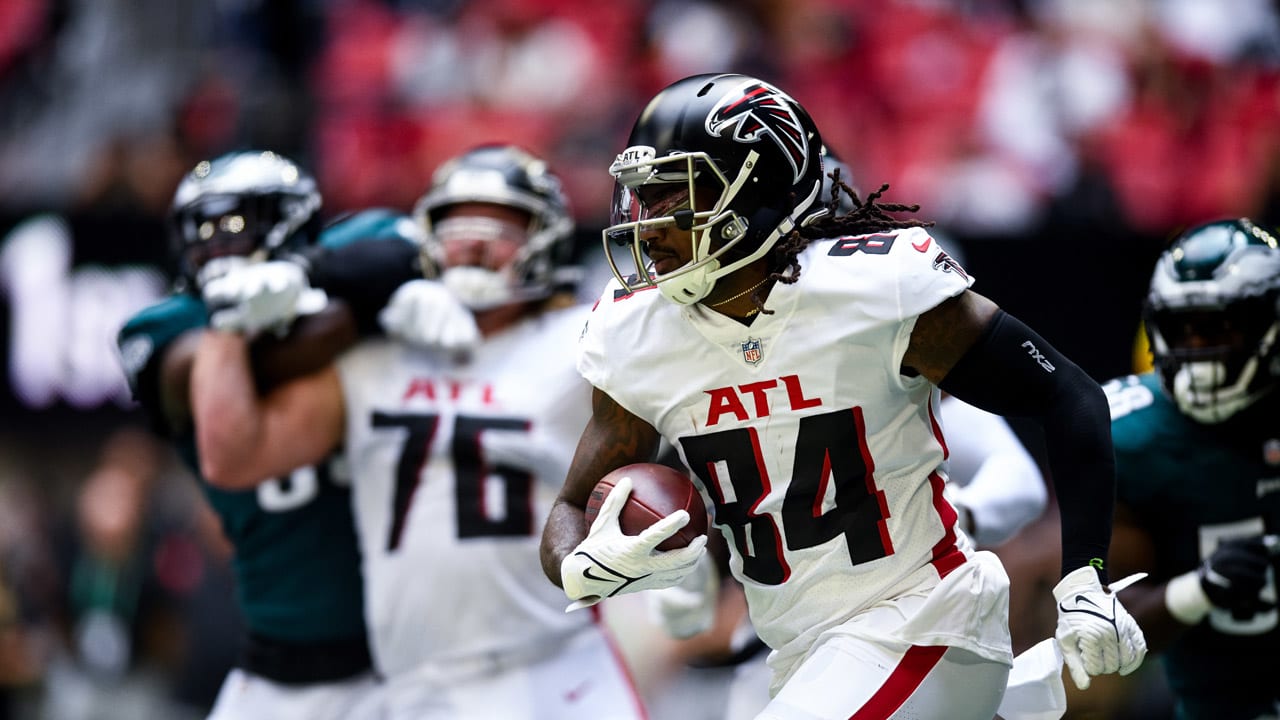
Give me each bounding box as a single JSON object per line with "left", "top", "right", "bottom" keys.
{"left": 584, "top": 463, "right": 709, "bottom": 551}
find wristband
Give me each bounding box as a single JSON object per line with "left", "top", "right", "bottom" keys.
{"left": 1164, "top": 570, "right": 1211, "bottom": 625}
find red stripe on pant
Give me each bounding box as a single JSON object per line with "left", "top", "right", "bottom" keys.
{"left": 849, "top": 644, "right": 947, "bottom": 719}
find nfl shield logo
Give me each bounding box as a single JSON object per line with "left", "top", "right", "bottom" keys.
{"left": 741, "top": 337, "right": 763, "bottom": 365}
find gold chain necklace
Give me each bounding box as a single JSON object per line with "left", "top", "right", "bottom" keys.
{"left": 707, "top": 276, "right": 772, "bottom": 309}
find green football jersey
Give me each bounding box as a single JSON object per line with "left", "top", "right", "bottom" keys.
{"left": 1107, "top": 372, "right": 1280, "bottom": 720}
{"left": 118, "top": 293, "right": 366, "bottom": 645}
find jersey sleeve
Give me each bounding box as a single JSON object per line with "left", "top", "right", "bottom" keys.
{"left": 886, "top": 227, "right": 974, "bottom": 322}
{"left": 116, "top": 294, "right": 207, "bottom": 433}
{"left": 820, "top": 227, "right": 974, "bottom": 324}
{"left": 575, "top": 281, "right": 621, "bottom": 394}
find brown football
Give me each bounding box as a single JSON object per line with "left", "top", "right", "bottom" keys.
{"left": 584, "top": 463, "right": 709, "bottom": 551}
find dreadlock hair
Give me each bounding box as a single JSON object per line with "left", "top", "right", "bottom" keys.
{"left": 748, "top": 169, "right": 934, "bottom": 316}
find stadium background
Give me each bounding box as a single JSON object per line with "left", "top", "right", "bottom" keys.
{"left": 0, "top": 0, "right": 1278, "bottom": 717}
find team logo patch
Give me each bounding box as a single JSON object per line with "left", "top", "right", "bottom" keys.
{"left": 706, "top": 79, "right": 810, "bottom": 183}
{"left": 931, "top": 250, "right": 969, "bottom": 280}
{"left": 741, "top": 337, "right": 763, "bottom": 365}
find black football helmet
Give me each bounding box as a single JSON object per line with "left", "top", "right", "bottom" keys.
{"left": 604, "top": 73, "right": 827, "bottom": 305}
{"left": 412, "top": 144, "right": 574, "bottom": 309}
{"left": 169, "top": 150, "right": 321, "bottom": 290}
{"left": 1145, "top": 218, "right": 1280, "bottom": 423}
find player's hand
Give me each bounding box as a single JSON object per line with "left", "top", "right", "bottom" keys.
{"left": 1200, "top": 536, "right": 1276, "bottom": 620}
{"left": 202, "top": 260, "right": 327, "bottom": 335}
{"left": 647, "top": 550, "right": 719, "bottom": 639}
{"left": 378, "top": 279, "right": 480, "bottom": 352}
{"left": 1053, "top": 566, "right": 1147, "bottom": 691}
{"left": 561, "top": 476, "right": 708, "bottom": 612}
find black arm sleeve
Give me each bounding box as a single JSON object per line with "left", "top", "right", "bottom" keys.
{"left": 300, "top": 238, "right": 422, "bottom": 336}
{"left": 939, "top": 310, "right": 1115, "bottom": 583}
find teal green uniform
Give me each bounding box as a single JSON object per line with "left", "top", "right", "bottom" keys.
{"left": 114, "top": 210, "right": 418, "bottom": 679}
{"left": 1108, "top": 372, "right": 1280, "bottom": 720}
{"left": 118, "top": 293, "right": 367, "bottom": 648}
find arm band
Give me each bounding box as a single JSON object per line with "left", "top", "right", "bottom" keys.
{"left": 939, "top": 310, "right": 1115, "bottom": 583}
{"left": 299, "top": 238, "right": 421, "bottom": 336}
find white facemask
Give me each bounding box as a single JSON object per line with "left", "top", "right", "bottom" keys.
{"left": 1172, "top": 358, "right": 1262, "bottom": 423}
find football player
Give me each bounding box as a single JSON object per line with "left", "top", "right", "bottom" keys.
{"left": 1107, "top": 218, "right": 1280, "bottom": 720}
{"left": 643, "top": 149, "right": 1050, "bottom": 720}
{"left": 539, "top": 73, "right": 1146, "bottom": 719}
{"left": 188, "top": 144, "right": 647, "bottom": 719}
{"left": 117, "top": 150, "right": 428, "bottom": 720}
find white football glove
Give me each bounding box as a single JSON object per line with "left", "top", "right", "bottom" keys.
{"left": 202, "top": 260, "right": 327, "bottom": 335}
{"left": 561, "top": 476, "right": 708, "bottom": 612}
{"left": 378, "top": 279, "right": 480, "bottom": 352}
{"left": 1053, "top": 566, "right": 1148, "bottom": 691}
{"left": 647, "top": 549, "right": 720, "bottom": 639}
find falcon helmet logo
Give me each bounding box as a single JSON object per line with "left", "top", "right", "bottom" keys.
{"left": 706, "top": 79, "right": 810, "bottom": 183}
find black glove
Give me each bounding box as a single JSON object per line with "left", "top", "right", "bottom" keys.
{"left": 1199, "top": 537, "right": 1275, "bottom": 621}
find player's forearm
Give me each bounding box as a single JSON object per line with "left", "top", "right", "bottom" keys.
{"left": 191, "top": 330, "right": 271, "bottom": 488}
{"left": 1040, "top": 378, "right": 1115, "bottom": 580}
{"left": 249, "top": 301, "right": 359, "bottom": 391}
{"left": 541, "top": 499, "right": 591, "bottom": 587}
{"left": 541, "top": 388, "right": 662, "bottom": 585}
{"left": 939, "top": 311, "right": 1115, "bottom": 580}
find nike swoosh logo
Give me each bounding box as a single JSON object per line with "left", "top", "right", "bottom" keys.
{"left": 1074, "top": 594, "right": 1100, "bottom": 609}
{"left": 582, "top": 567, "right": 614, "bottom": 583}
{"left": 912, "top": 237, "right": 931, "bottom": 253}
{"left": 1058, "top": 601, "right": 1112, "bottom": 621}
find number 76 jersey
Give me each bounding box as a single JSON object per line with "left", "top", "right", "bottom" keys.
{"left": 337, "top": 304, "right": 596, "bottom": 677}
{"left": 579, "top": 228, "right": 1010, "bottom": 672}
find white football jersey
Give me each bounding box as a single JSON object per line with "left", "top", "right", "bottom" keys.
{"left": 339, "top": 304, "right": 594, "bottom": 677}
{"left": 580, "top": 228, "right": 1011, "bottom": 675}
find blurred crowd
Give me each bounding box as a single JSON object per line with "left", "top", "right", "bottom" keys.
{"left": 1, "top": 0, "right": 1279, "bottom": 718}
{"left": 4, "top": 0, "right": 1280, "bottom": 230}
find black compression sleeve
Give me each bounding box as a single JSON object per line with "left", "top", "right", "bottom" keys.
{"left": 939, "top": 310, "right": 1115, "bottom": 583}
{"left": 301, "top": 238, "right": 421, "bottom": 336}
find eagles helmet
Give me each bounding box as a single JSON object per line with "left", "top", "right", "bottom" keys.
{"left": 169, "top": 150, "right": 321, "bottom": 290}
{"left": 1145, "top": 218, "right": 1280, "bottom": 424}
{"left": 412, "top": 144, "right": 575, "bottom": 309}
{"left": 604, "top": 73, "right": 827, "bottom": 305}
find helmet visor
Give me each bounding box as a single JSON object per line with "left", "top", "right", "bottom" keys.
{"left": 173, "top": 194, "right": 285, "bottom": 274}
